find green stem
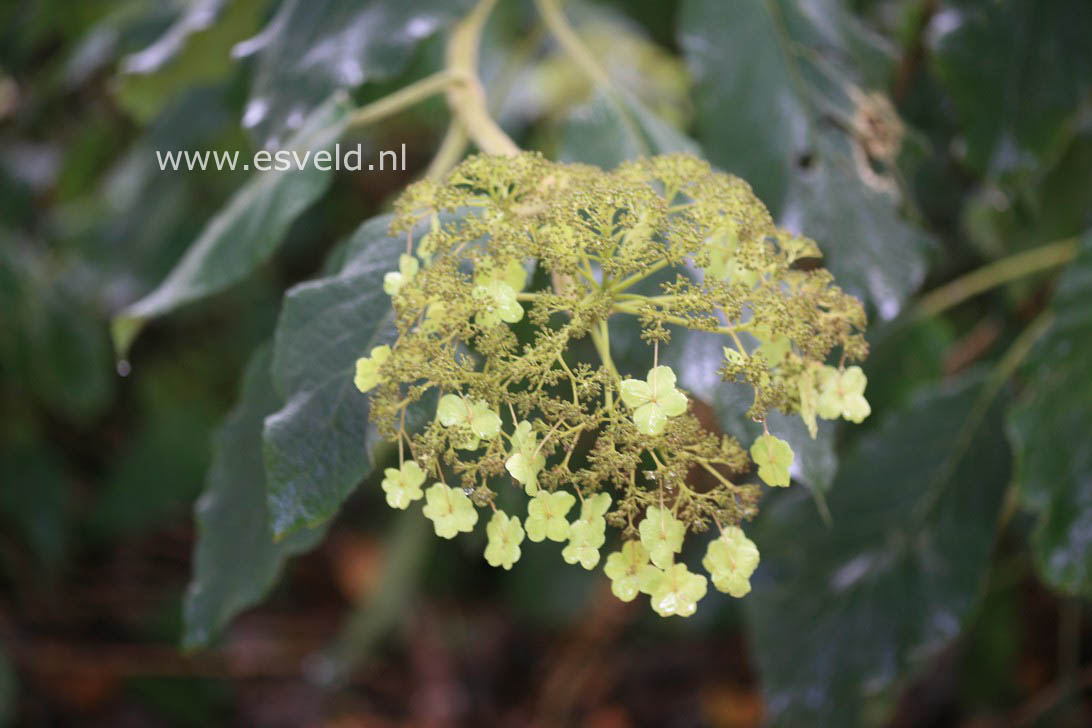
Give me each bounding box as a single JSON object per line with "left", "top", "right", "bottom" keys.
{"left": 612, "top": 301, "right": 746, "bottom": 337}
{"left": 533, "top": 0, "right": 648, "bottom": 154}
{"left": 589, "top": 320, "right": 619, "bottom": 410}
{"left": 911, "top": 311, "right": 1054, "bottom": 525}
{"left": 445, "top": 0, "right": 519, "bottom": 156}
{"left": 534, "top": 0, "right": 609, "bottom": 86}
{"left": 913, "top": 238, "right": 1078, "bottom": 319}
{"left": 346, "top": 69, "right": 466, "bottom": 129}
{"left": 608, "top": 259, "right": 670, "bottom": 293}
{"left": 313, "top": 512, "right": 430, "bottom": 685}
{"left": 425, "top": 118, "right": 469, "bottom": 181}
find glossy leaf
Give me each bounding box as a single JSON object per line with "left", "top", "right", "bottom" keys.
{"left": 1008, "top": 231, "right": 1092, "bottom": 594}
{"left": 558, "top": 87, "right": 699, "bottom": 168}
{"left": 240, "top": 0, "right": 474, "bottom": 146}
{"left": 932, "top": 0, "right": 1092, "bottom": 176}
{"left": 115, "top": 0, "right": 266, "bottom": 121}
{"left": 112, "top": 93, "right": 352, "bottom": 356}
{"left": 746, "top": 375, "right": 1010, "bottom": 726}
{"left": 263, "top": 215, "right": 403, "bottom": 536}
{"left": 680, "top": 0, "right": 928, "bottom": 317}
{"left": 788, "top": 134, "right": 931, "bottom": 319}
{"left": 183, "top": 345, "right": 324, "bottom": 648}
{"left": 680, "top": 0, "right": 808, "bottom": 212}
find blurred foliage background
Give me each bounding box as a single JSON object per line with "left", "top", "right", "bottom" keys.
{"left": 1, "top": 0, "right": 1091, "bottom": 726}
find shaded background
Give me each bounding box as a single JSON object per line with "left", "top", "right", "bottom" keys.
{"left": 2, "top": 0, "right": 1092, "bottom": 725}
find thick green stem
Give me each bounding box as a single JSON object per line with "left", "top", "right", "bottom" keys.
{"left": 913, "top": 238, "right": 1078, "bottom": 319}
{"left": 533, "top": 0, "right": 647, "bottom": 153}
{"left": 425, "top": 118, "right": 470, "bottom": 181}
{"left": 346, "top": 70, "right": 466, "bottom": 129}
{"left": 590, "top": 320, "right": 619, "bottom": 410}
{"left": 445, "top": 0, "right": 519, "bottom": 156}
{"left": 911, "top": 311, "right": 1054, "bottom": 525}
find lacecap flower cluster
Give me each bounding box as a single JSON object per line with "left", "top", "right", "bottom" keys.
{"left": 354, "top": 153, "right": 869, "bottom": 617}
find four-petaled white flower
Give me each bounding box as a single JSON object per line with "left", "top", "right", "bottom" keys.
{"left": 619, "top": 366, "right": 688, "bottom": 436}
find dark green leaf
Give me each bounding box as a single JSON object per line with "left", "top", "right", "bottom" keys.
{"left": 789, "top": 133, "right": 932, "bottom": 319}
{"left": 263, "top": 215, "right": 403, "bottom": 536}
{"left": 0, "top": 239, "right": 113, "bottom": 420}
{"left": 241, "top": 0, "right": 474, "bottom": 146}
{"left": 680, "top": 0, "right": 891, "bottom": 211}
{"left": 964, "top": 128, "right": 1092, "bottom": 257}
{"left": 0, "top": 645, "right": 14, "bottom": 728}
{"left": 932, "top": 0, "right": 1092, "bottom": 177}
{"left": 1008, "top": 230, "right": 1092, "bottom": 594}
{"left": 115, "top": 0, "right": 265, "bottom": 121}
{"left": 679, "top": 0, "right": 929, "bottom": 316}
{"left": 680, "top": 0, "right": 809, "bottom": 212}
{"left": 0, "top": 443, "right": 71, "bottom": 569}
{"left": 183, "top": 344, "right": 325, "bottom": 649}
{"left": 746, "top": 374, "right": 1010, "bottom": 726}
{"left": 558, "top": 87, "right": 700, "bottom": 168}
{"left": 112, "top": 93, "right": 352, "bottom": 355}
{"left": 91, "top": 363, "right": 219, "bottom": 538}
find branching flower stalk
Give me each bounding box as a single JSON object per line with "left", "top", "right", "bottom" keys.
{"left": 354, "top": 152, "right": 870, "bottom": 617}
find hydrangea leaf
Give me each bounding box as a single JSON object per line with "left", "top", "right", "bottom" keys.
{"left": 263, "top": 214, "right": 406, "bottom": 536}
{"left": 112, "top": 95, "right": 353, "bottom": 356}
{"left": 1008, "top": 232, "right": 1092, "bottom": 594}
{"left": 243, "top": 0, "right": 476, "bottom": 147}
{"left": 183, "top": 345, "right": 325, "bottom": 648}
{"left": 747, "top": 375, "right": 1010, "bottom": 726}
